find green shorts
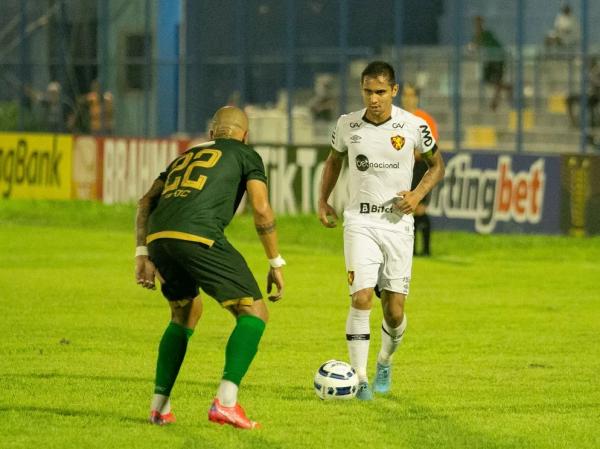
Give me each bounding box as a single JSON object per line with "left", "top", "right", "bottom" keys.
{"left": 148, "top": 237, "right": 263, "bottom": 307}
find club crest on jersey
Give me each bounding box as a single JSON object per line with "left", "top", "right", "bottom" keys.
{"left": 391, "top": 135, "right": 405, "bottom": 151}
{"left": 347, "top": 271, "right": 355, "bottom": 286}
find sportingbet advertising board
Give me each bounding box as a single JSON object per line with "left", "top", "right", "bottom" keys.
{"left": 428, "top": 152, "right": 561, "bottom": 234}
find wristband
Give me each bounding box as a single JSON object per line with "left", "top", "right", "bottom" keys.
{"left": 135, "top": 246, "right": 149, "bottom": 257}
{"left": 268, "top": 255, "right": 286, "bottom": 268}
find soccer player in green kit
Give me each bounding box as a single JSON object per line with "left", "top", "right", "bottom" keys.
{"left": 135, "top": 106, "right": 285, "bottom": 430}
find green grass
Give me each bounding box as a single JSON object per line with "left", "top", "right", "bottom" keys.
{"left": 1, "top": 200, "right": 599, "bottom": 449}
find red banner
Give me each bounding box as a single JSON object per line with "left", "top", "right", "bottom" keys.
{"left": 72, "top": 136, "right": 190, "bottom": 203}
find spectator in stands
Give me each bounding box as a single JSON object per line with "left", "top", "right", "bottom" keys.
{"left": 26, "top": 81, "right": 70, "bottom": 133}
{"left": 567, "top": 58, "right": 600, "bottom": 129}
{"left": 545, "top": 3, "right": 580, "bottom": 49}
{"left": 308, "top": 74, "right": 337, "bottom": 123}
{"left": 469, "top": 15, "right": 512, "bottom": 111}
{"left": 102, "top": 90, "right": 115, "bottom": 135}
{"left": 401, "top": 83, "right": 439, "bottom": 256}
{"left": 69, "top": 79, "right": 114, "bottom": 134}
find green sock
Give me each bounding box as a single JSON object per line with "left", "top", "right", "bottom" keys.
{"left": 154, "top": 322, "right": 194, "bottom": 395}
{"left": 223, "top": 315, "right": 266, "bottom": 385}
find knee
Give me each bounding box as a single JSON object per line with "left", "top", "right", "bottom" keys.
{"left": 256, "top": 305, "right": 269, "bottom": 324}
{"left": 189, "top": 305, "right": 202, "bottom": 323}
{"left": 170, "top": 298, "right": 202, "bottom": 329}
{"left": 351, "top": 290, "right": 373, "bottom": 310}
{"left": 236, "top": 300, "right": 269, "bottom": 324}
{"left": 384, "top": 309, "right": 405, "bottom": 328}
{"left": 382, "top": 296, "right": 406, "bottom": 327}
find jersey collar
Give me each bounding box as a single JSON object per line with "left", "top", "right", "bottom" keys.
{"left": 361, "top": 105, "right": 397, "bottom": 127}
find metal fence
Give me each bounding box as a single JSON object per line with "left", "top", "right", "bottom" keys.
{"left": 1, "top": 0, "right": 599, "bottom": 153}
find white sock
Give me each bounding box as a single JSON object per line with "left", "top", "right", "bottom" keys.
{"left": 377, "top": 314, "right": 407, "bottom": 366}
{"left": 150, "top": 394, "right": 170, "bottom": 414}
{"left": 217, "top": 379, "right": 239, "bottom": 407}
{"left": 345, "top": 307, "right": 371, "bottom": 383}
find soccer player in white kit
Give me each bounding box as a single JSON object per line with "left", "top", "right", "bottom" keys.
{"left": 318, "top": 61, "right": 445, "bottom": 400}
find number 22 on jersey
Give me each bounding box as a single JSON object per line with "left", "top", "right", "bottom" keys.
{"left": 163, "top": 149, "right": 222, "bottom": 197}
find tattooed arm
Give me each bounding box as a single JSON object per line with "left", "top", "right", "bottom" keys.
{"left": 246, "top": 179, "right": 284, "bottom": 301}
{"left": 135, "top": 178, "right": 164, "bottom": 289}
{"left": 136, "top": 178, "right": 165, "bottom": 246}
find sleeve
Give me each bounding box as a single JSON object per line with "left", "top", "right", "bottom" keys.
{"left": 156, "top": 152, "right": 184, "bottom": 182}
{"left": 331, "top": 116, "right": 347, "bottom": 153}
{"left": 244, "top": 148, "right": 268, "bottom": 184}
{"left": 157, "top": 161, "right": 173, "bottom": 182}
{"left": 415, "top": 117, "right": 437, "bottom": 155}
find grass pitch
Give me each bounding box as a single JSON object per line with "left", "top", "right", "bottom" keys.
{"left": 0, "top": 200, "right": 599, "bottom": 449}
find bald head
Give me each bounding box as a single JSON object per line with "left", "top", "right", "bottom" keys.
{"left": 210, "top": 106, "right": 249, "bottom": 141}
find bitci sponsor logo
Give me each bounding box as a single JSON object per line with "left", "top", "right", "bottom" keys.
{"left": 359, "top": 202, "right": 394, "bottom": 214}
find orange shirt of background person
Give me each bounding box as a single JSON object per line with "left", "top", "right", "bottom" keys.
{"left": 86, "top": 80, "right": 102, "bottom": 133}
{"left": 401, "top": 83, "right": 439, "bottom": 141}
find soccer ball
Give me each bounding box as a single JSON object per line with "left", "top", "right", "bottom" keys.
{"left": 313, "top": 360, "right": 359, "bottom": 400}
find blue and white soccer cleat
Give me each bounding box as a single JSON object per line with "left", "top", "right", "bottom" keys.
{"left": 355, "top": 381, "right": 373, "bottom": 401}
{"left": 374, "top": 362, "right": 391, "bottom": 393}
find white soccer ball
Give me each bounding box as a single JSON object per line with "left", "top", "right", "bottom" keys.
{"left": 313, "top": 360, "right": 359, "bottom": 400}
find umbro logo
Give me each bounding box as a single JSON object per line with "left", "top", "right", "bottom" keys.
{"left": 350, "top": 135, "right": 361, "bottom": 143}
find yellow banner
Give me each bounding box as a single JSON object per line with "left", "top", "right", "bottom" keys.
{"left": 0, "top": 133, "right": 72, "bottom": 199}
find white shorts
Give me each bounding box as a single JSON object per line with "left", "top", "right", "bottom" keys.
{"left": 343, "top": 225, "right": 414, "bottom": 296}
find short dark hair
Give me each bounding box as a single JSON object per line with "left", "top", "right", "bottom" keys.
{"left": 361, "top": 61, "right": 396, "bottom": 85}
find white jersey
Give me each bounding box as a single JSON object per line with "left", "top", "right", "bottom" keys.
{"left": 332, "top": 105, "right": 436, "bottom": 233}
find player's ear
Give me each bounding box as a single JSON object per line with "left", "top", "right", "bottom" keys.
{"left": 391, "top": 83, "right": 399, "bottom": 97}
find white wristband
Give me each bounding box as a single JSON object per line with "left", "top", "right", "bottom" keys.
{"left": 268, "top": 255, "right": 286, "bottom": 268}
{"left": 135, "top": 246, "right": 149, "bottom": 257}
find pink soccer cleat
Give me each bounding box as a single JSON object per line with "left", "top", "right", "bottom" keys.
{"left": 208, "top": 398, "right": 260, "bottom": 429}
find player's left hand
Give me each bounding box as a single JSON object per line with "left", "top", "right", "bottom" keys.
{"left": 135, "top": 256, "right": 163, "bottom": 290}
{"left": 266, "top": 267, "right": 284, "bottom": 302}
{"left": 394, "top": 190, "right": 421, "bottom": 215}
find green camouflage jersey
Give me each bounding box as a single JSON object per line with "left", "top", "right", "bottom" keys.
{"left": 147, "top": 138, "right": 267, "bottom": 246}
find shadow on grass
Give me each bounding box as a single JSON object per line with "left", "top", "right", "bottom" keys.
{"left": 0, "top": 405, "right": 146, "bottom": 424}
{"left": 0, "top": 372, "right": 214, "bottom": 389}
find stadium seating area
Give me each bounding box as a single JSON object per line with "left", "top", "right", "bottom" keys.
{"left": 373, "top": 46, "right": 597, "bottom": 153}
{"left": 238, "top": 46, "right": 600, "bottom": 153}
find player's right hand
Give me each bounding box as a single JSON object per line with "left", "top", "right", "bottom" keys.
{"left": 135, "top": 256, "right": 163, "bottom": 290}
{"left": 267, "top": 267, "right": 284, "bottom": 302}
{"left": 318, "top": 202, "right": 338, "bottom": 228}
